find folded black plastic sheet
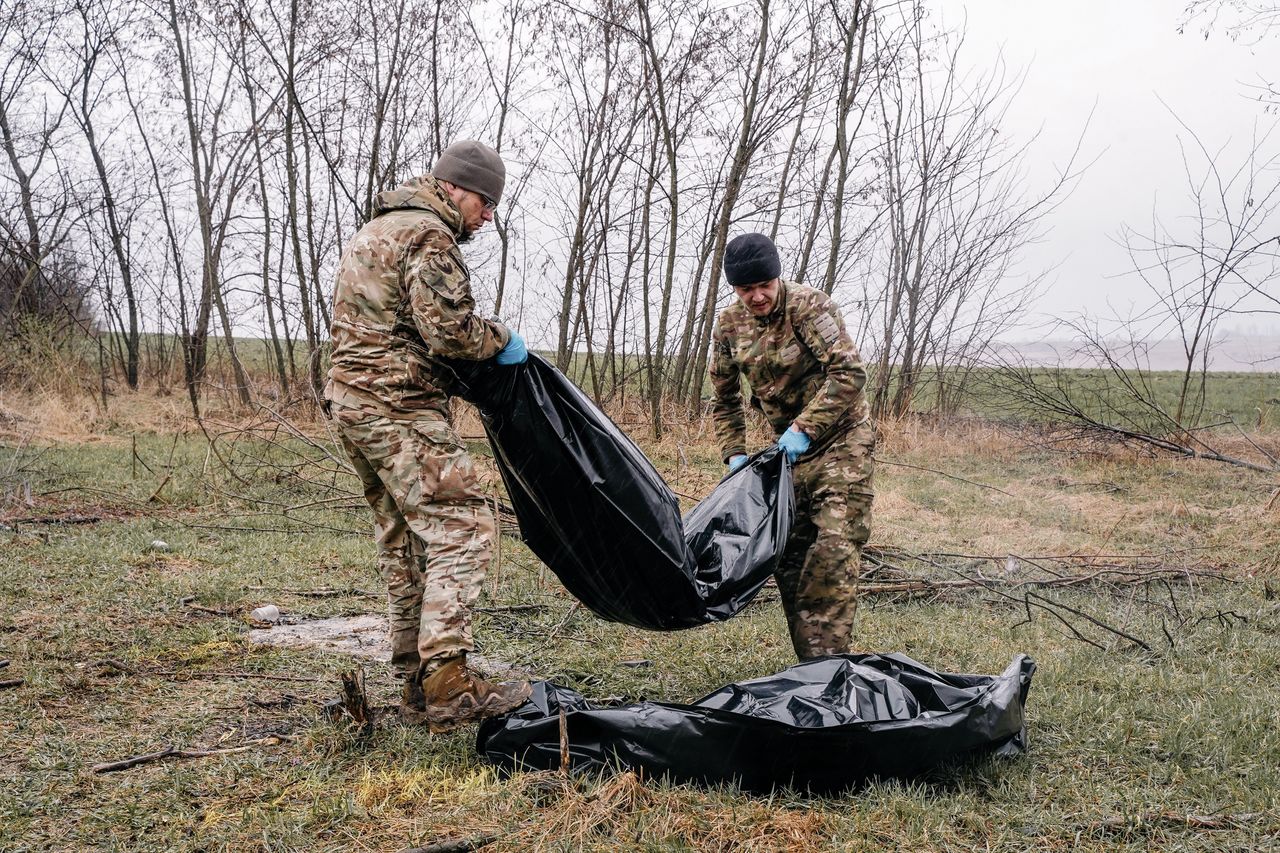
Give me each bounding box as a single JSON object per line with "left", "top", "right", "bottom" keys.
{"left": 478, "top": 653, "right": 1036, "bottom": 794}
{"left": 442, "top": 355, "right": 793, "bottom": 629}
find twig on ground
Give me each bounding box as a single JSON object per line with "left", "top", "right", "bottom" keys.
{"left": 93, "top": 659, "right": 322, "bottom": 684}
{"left": 1059, "top": 480, "right": 1124, "bottom": 493}
{"left": 92, "top": 735, "right": 291, "bottom": 774}
{"left": 1025, "top": 590, "right": 1154, "bottom": 653}
{"left": 244, "top": 585, "right": 380, "bottom": 599}
{"left": 559, "top": 706, "right": 570, "bottom": 774}
{"left": 1227, "top": 416, "right": 1280, "bottom": 468}
{"left": 181, "top": 519, "right": 366, "bottom": 536}
{"left": 476, "top": 604, "right": 549, "bottom": 615}
{"left": 859, "top": 564, "right": 1231, "bottom": 599}
{"left": 96, "top": 658, "right": 137, "bottom": 675}
{"left": 34, "top": 485, "right": 148, "bottom": 507}
{"left": 0, "top": 678, "right": 23, "bottom": 689}
{"left": 400, "top": 835, "right": 499, "bottom": 853}
{"left": 192, "top": 671, "right": 324, "bottom": 684}
{"left": 1089, "top": 810, "right": 1272, "bottom": 832}
{"left": 547, "top": 602, "right": 582, "bottom": 644}
{"left": 184, "top": 602, "right": 241, "bottom": 616}
{"left": 146, "top": 474, "right": 171, "bottom": 503}
{"left": 4, "top": 514, "right": 103, "bottom": 526}
{"left": 873, "top": 457, "right": 1014, "bottom": 496}
{"left": 900, "top": 548, "right": 1162, "bottom": 653}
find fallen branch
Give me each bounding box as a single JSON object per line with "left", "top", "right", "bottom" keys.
{"left": 0, "top": 678, "right": 23, "bottom": 689}
{"left": 189, "top": 670, "right": 323, "bottom": 684}
{"left": 860, "top": 564, "right": 1231, "bottom": 599}
{"left": 4, "top": 514, "right": 103, "bottom": 526}
{"left": 92, "top": 735, "right": 290, "bottom": 774}
{"left": 1025, "top": 590, "right": 1154, "bottom": 653}
{"left": 92, "top": 660, "right": 322, "bottom": 684}
{"left": 475, "top": 604, "right": 549, "bottom": 615}
{"left": 900, "top": 549, "right": 1161, "bottom": 653}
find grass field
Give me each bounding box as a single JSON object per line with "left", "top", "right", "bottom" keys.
{"left": 1, "top": 378, "right": 1279, "bottom": 851}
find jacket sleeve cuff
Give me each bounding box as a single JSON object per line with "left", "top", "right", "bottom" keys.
{"left": 791, "top": 419, "right": 819, "bottom": 439}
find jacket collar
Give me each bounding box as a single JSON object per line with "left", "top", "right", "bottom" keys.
{"left": 371, "top": 175, "right": 464, "bottom": 236}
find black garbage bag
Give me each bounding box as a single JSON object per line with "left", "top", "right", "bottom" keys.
{"left": 443, "top": 355, "right": 793, "bottom": 629}
{"left": 478, "top": 653, "right": 1036, "bottom": 794}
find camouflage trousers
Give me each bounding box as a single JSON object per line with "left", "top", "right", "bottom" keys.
{"left": 330, "top": 405, "right": 495, "bottom": 682}
{"left": 775, "top": 420, "right": 875, "bottom": 660}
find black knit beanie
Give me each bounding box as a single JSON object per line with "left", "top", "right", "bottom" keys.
{"left": 723, "top": 232, "right": 782, "bottom": 286}
{"left": 433, "top": 140, "right": 506, "bottom": 204}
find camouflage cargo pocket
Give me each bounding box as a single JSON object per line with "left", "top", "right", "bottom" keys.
{"left": 407, "top": 419, "right": 483, "bottom": 504}
{"left": 848, "top": 421, "right": 876, "bottom": 497}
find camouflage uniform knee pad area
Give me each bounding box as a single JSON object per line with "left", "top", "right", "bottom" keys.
{"left": 776, "top": 421, "right": 876, "bottom": 659}
{"left": 331, "top": 406, "right": 495, "bottom": 678}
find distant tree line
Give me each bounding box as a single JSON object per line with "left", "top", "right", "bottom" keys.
{"left": 1, "top": 0, "right": 1077, "bottom": 426}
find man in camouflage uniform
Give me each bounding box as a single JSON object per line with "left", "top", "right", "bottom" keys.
{"left": 325, "top": 140, "right": 531, "bottom": 726}
{"left": 709, "top": 232, "right": 875, "bottom": 660}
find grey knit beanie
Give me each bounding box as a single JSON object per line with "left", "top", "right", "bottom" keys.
{"left": 433, "top": 140, "right": 506, "bottom": 204}
{"left": 724, "top": 232, "right": 782, "bottom": 286}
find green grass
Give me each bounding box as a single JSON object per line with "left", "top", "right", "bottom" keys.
{"left": 2, "top": 409, "right": 1279, "bottom": 850}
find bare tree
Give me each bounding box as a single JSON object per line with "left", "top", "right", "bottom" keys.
{"left": 0, "top": 0, "right": 85, "bottom": 335}
{"left": 53, "top": 0, "right": 147, "bottom": 389}
{"left": 867, "top": 4, "right": 1080, "bottom": 419}
{"left": 992, "top": 114, "right": 1279, "bottom": 472}
{"left": 1118, "top": 114, "right": 1279, "bottom": 426}
{"left": 1181, "top": 2, "right": 1280, "bottom": 105}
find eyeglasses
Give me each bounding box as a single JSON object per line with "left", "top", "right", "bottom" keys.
{"left": 479, "top": 192, "right": 498, "bottom": 212}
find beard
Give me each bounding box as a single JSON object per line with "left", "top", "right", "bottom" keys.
{"left": 456, "top": 223, "right": 475, "bottom": 243}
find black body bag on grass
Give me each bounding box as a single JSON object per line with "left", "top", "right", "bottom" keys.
{"left": 443, "top": 354, "right": 792, "bottom": 629}
{"left": 478, "top": 653, "right": 1037, "bottom": 794}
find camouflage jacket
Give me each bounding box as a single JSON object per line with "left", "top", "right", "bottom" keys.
{"left": 709, "top": 281, "right": 870, "bottom": 461}
{"left": 324, "top": 175, "right": 509, "bottom": 418}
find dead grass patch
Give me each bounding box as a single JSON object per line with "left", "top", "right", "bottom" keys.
{"left": 0, "top": 501, "right": 150, "bottom": 526}
{"left": 125, "top": 553, "right": 207, "bottom": 580}
{"left": 0, "top": 389, "right": 202, "bottom": 444}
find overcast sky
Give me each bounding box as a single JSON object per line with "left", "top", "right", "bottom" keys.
{"left": 940, "top": 0, "right": 1278, "bottom": 338}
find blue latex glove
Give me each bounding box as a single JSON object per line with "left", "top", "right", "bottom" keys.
{"left": 777, "top": 426, "right": 811, "bottom": 462}
{"left": 728, "top": 454, "right": 749, "bottom": 473}
{"left": 495, "top": 329, "right": 528, "bottom": 365}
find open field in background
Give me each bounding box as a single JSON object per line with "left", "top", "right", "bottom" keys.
{"left": 1, "top": 367, "right": 1279, "bottom": 851}
{"left": 10, "top": 329, "right": 1278, "bottom": 433}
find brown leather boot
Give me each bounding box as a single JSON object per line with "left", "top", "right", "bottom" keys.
{"left": 413, "top": 655, "right": 531, "bottom": 731}
{"left": 399, "top": 676, "right": 426, "bottom": 719}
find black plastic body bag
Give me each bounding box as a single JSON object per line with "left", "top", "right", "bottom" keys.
{"left": 443, "top": 354, "right": 793, "bottom": 629}
{"left": 446, "top": 355, "right": 1035, "bottom": 792}
{"left": 478, "top": 653, "right": 1036, "bottom": 794}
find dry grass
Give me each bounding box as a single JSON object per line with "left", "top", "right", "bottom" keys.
{"left": 3, "top": 369, "right": 1280, "bottom": 851}
{"left": 0, "top": 387, "right": 206, "bottom": 445}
